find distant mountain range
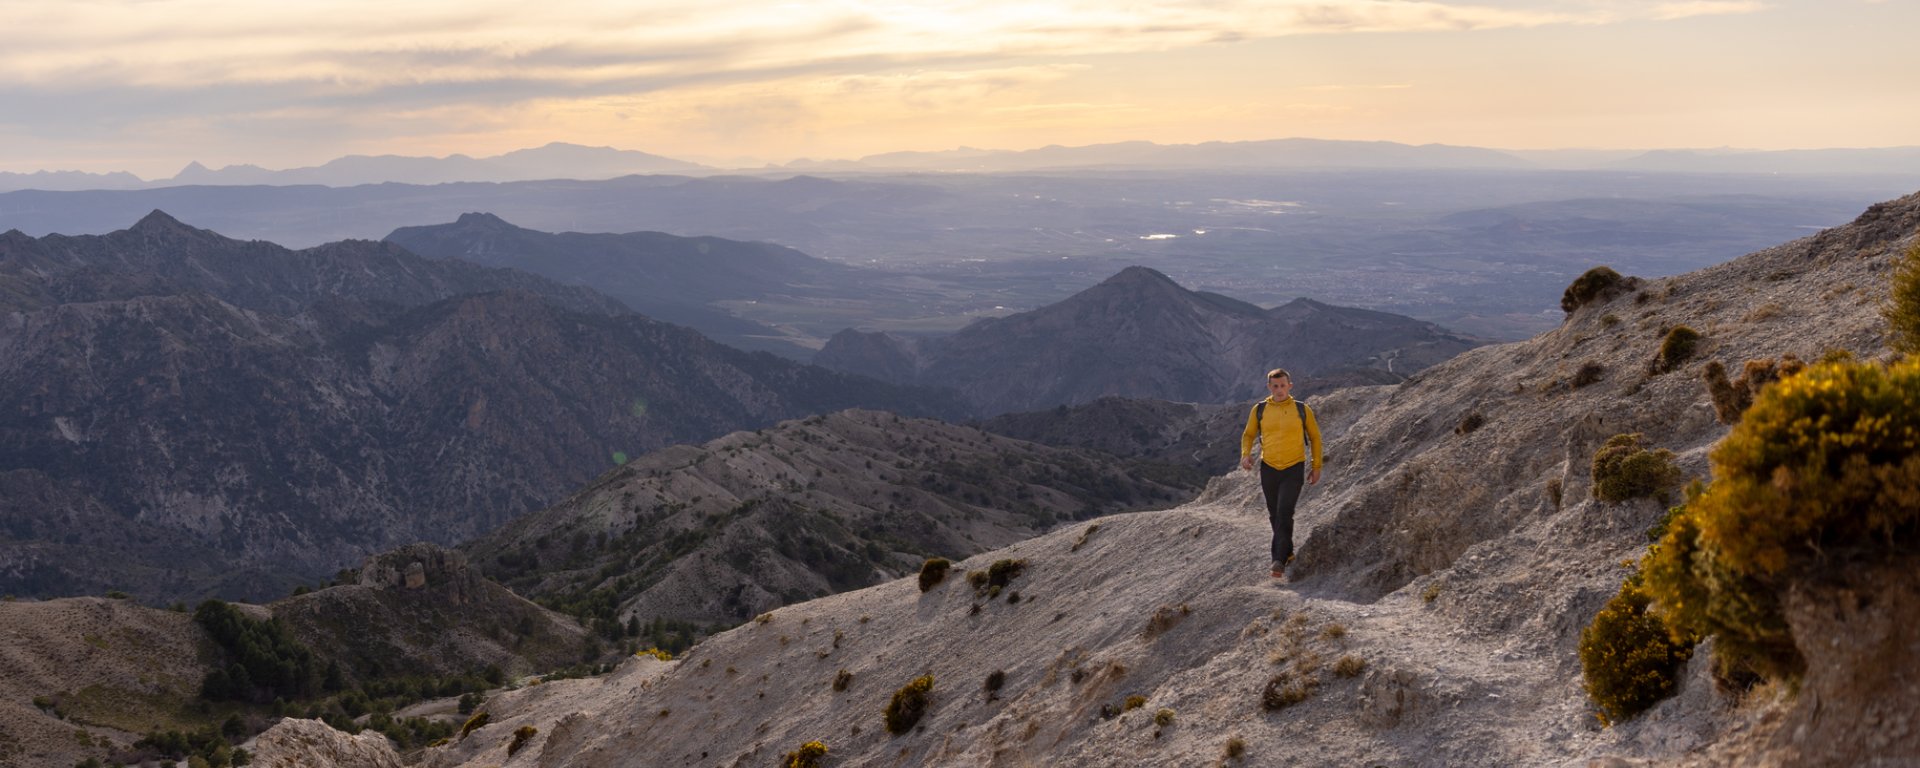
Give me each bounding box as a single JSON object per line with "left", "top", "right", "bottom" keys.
{"left": 0, "top": 142, "right": 705, "bottom": 192}
{"left": 8, "top": 139, "right": 1920, "bottom": 194}
{"left": 799, "top": 138, "right": 1532, "bottom": 172}
{"left": 0, "top": 213, "right": 950, "bottom": 602}
{"left": 385, "top": 213, "right": 869, "bottom": 357}
{"left": 815, "top": 266, "right": 1481, "bottom": 414}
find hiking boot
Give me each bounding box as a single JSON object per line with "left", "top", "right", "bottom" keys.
{"left": 1270, "top": 561, "right": 1286, "bottom": 579}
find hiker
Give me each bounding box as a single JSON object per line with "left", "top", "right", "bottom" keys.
{"left": 1239, "top": 368, "right": 1324, "bottom": 579}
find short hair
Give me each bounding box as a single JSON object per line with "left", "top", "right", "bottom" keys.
{"left": 1266, "top": 368, "right": 1291, "bottom": 380}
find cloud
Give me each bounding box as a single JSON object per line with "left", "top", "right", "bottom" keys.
{"left": 0, "top": 0, "right": 1792, "bottom": 170}
{"left": 0, "top": 1, "right": 1747, "bottom": 96}
{"left": 1306, "top": 84, "right": 1415, "bottom": 92}
{"left": 1648, "top": 1, "right": 1769, "bottom": 20}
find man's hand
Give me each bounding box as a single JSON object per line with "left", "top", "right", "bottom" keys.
{"left": 1308, "top": 467, "right": 1322, "bottom": 485}
{"left": 1240, "top": 455, "right": 1254, "bottom": 471}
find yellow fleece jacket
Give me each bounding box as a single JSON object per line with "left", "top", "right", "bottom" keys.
{"left": 1241, "top": 396, "right": 1323, "bottom": 472}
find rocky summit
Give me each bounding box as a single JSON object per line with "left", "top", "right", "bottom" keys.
{"left": 815, "top": 265, "right": 1480, "bottom": 416}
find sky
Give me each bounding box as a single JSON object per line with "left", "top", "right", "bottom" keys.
{"left": 1, "top": 0, "right": 1915, "bottom": 176}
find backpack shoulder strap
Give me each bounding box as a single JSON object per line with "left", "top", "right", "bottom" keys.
{"left": 1256, "top": 401, "right": 1266, "bottom": 428}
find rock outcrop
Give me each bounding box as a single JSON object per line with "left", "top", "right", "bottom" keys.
{"left": 245, "top": 718, "right": 407, "bottom": 768}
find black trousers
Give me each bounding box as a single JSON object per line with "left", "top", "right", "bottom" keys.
{"left": 1259, "top": 461, "right": 1306, "bottom": 564}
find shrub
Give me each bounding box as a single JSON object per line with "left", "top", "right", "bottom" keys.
{"left": 1650, "top": 325, "right": 1702, "bottom": 375}
{"left": 1563, "top": 266, "right": 1627, "bottom": 313}
{"left": 1334, "top": 655, "right": 1368, "bottom": 678}
{"left": 458, "top": 711, "right": 489, "bottom": 740}
{"left": 918, "top": 558, "right": 951, "bottom": 592}
{"left": 1885, "top": 241, "right": 1920, "bottom": 355}
{"left": 1703, "top": 357, "right": 1801, "bottom": 425}
{"left": 1454, "top": 411, "right": 1485, "bottom": 435}
{"left": 833, "top": 669, "right": 853, "bottom": 692}
{"left": 883, "top": 675, "right": 935, "bottom": 735}
{"left": 635, "top": 647, "right": 672, "bottom": 661}
{"left": 1579, "top": 579, "right": 1694, "bottom": 725}
{"left": 784, "top": 740, "right": 829, "bottom": 768}
{"left": 1142, "top": 603, "right": 1191, "bottom": 640}
{"left": 507, "top": 725, "right": 537, "bottom": 756}
{"left": 1642, "top": 357, "right": 1920, "bottom": 680}
{"left": 1261, "top": 671, "right": 1317, "bottom": 710}
{"left": 1224, "top": 736, "right": 1247, "bottom": 760}
{"left": 1154, "top": 707, "right": 1176, "bottom": 726}
{"left": 1070, "top": 524, "right": 1101, "bottom": 552}
{"left": 983, "top": 670, "right": 1005, "bottom": 695}
{"left": 1123, "top": 695, "right": 1147, "bottom": 711}
{"left": 1591, "top": 434, "right": 1681, "bottom": 503}
{"left": 193, "top": 599, "right": 320, "bottom": 702}
{"left": 1571, "top": 361, "right": 1605, "bottom": 389}
{"left": 1702, "top": 361, "right": 1747, "bottom": 424}
{"left": 967, "top": 559, "right": 1026, "bottom": 599}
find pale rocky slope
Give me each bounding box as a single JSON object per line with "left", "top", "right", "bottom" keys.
{"left": 257, "top": 191, "right": 1920, "bottom": 766}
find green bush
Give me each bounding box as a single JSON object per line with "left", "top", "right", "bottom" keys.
{"left": 1650, "top": 325, "right": 1702, "bottom": 375}
{"left": 458, "top": 711, "right": 489, "bottom": 740}
{"left": 966, "top": 559, "right": 1026, "bottom": 599}
{"left": 1563, "top": 266, "right": 1627, "bottom": 313}
{"left": 1642, "top": 358, "right": 1920, "bottom": 680}
{"left": 1885, "top": 241, "right": 1920, "bottom": 355}
{"left": 1579, "top": 578, "right": 1694, "bottom": 725}
{"left": 883, "top": 674, "right": 934, "bottom": 735}
{"left": 784, "top": 740, "right": 829, "bottom": 768}
{"left": 507, "top": 725, "right": 537, "bottom": 756}
{"left": 1591, "top": 434, "right": 1682, "bottom": 503}
{"left": 918, "top": 558, "right": 951, "bottom": 593}
{"left": 194, "top": 599, "right": 320, "bottom": 702}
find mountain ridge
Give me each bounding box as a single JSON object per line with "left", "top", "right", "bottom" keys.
{"left": 0, "top": 216, "right": 956, "bottom": 602}
{"left": 815, "top": 265, "right": 1478, "bottom": 414}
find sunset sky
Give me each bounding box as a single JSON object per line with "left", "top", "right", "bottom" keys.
{"left": 2, "top": 0, "right": 1914, "bottom": 176}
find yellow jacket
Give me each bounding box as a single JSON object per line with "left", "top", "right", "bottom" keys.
{"left": 1241, "top": 397, "right": 1323, "bottom": 471}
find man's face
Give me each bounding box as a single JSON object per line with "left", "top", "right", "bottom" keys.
{"left": 1267, "top": 376, "right": 1292, "bottom": 400}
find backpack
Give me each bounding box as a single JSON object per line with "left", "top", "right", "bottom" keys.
{"left": 1255, "top": 399, "right": 1312, "bottom": 457}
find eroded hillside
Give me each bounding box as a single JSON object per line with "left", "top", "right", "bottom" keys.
{"left": 466, "top": 409, "right": 1204, "bottom": 635}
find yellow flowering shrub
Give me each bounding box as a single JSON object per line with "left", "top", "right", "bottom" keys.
{"left": 1642, "top": 358, "right": 1920, "bottom": 679}
{"left": 1579, "top": 578, "right": 1695, "bottom": 724}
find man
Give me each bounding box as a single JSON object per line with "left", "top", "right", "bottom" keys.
{"left": 1239, "top": 368, "right": 1324, "bottom": 580}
